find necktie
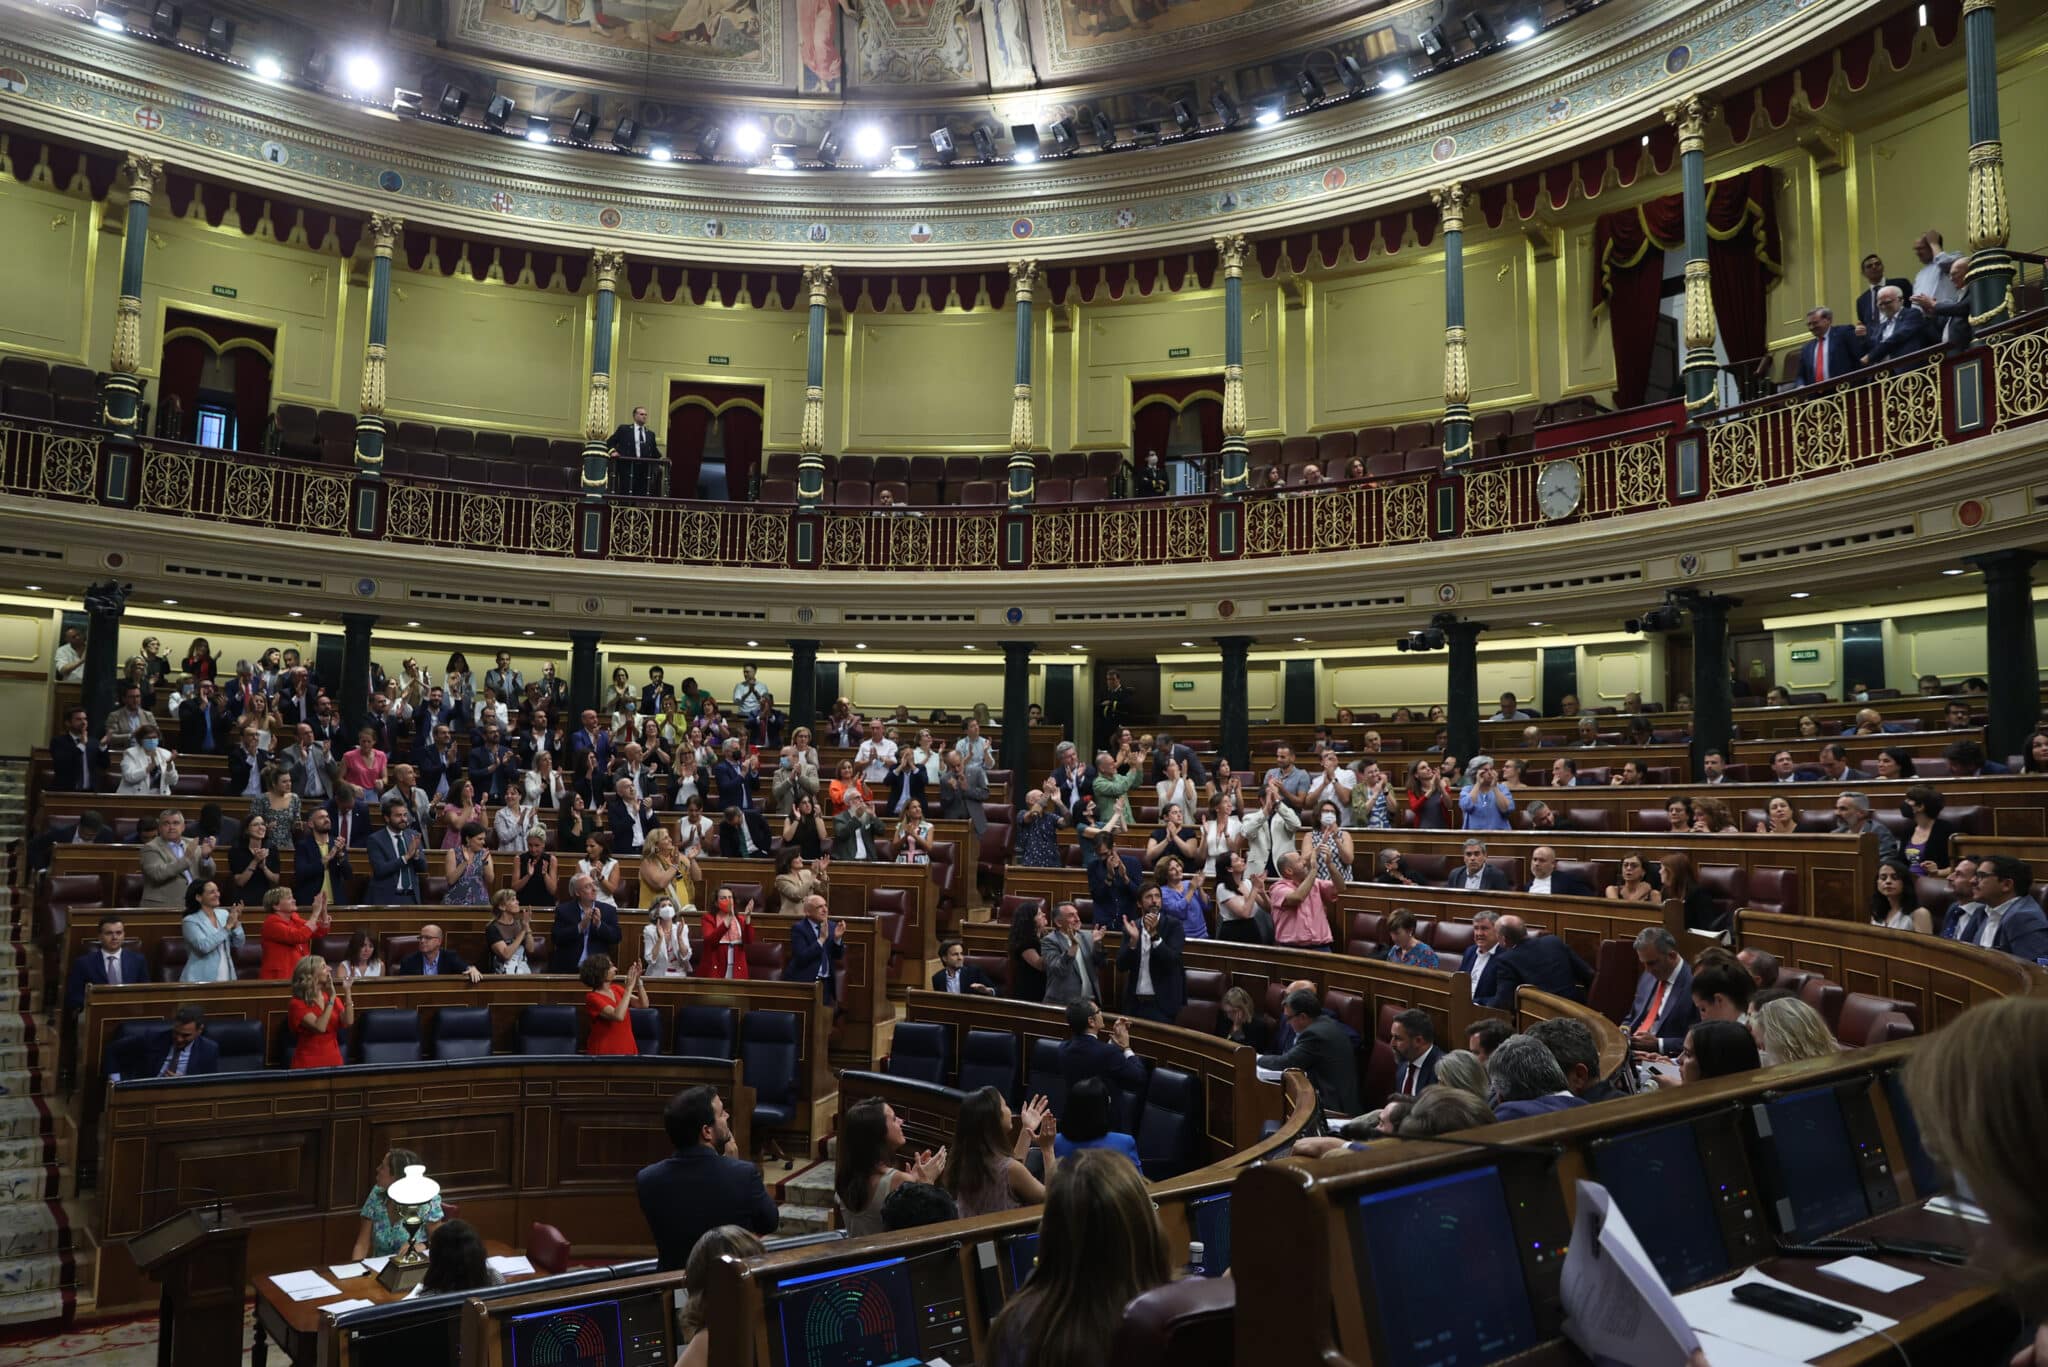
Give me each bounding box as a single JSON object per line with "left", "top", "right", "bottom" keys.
{"left": 1644, "top": 976, "right": 1669, "bottom": 1032}
{"left": 107, "top": 953, "right": 121, "bottom": 987}
{"left": 203, "top": 708, "right": 214, "bottom": 748}
{"left": 397, "top": 835, "right": 414, "bottom": 892}
{"left": 160, "top": 1045, "right": 182, "bottom": 1078}
{"left": 1401, "top": 1063, "right": 1416, "bottom": 1096}
{"left": 1813, "top": 339, "right": 1826, "bottom": 383}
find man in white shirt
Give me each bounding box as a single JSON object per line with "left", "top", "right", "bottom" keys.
{"left": 732, "top": 664, "right": 765, "bottom": 720}
{"left": 855, "top": 719, "right": 898, "bottom": 784}
{"left": 53, "top": 625, "right": 86, "bottom": 681}
{"left": 1487, "top": 692, "right": 1534, "bottom": 721}
{"left": 1459, "top": 911, "right": 1503, "bottom": 1004}
{"left": 1911, "top": 229, "right": 1962, "bottom": 306}
{"left": 953, "top": 719, "right": 991, "bottom": 770}
{"left": 1305, "top": 749, "right": 1355, "bottom": 816}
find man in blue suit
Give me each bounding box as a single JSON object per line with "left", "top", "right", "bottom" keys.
{"left": 783, "top": 894, "right": 845, "bottom": 1005}
{"left": 129, "top": 1004, "right": 220, "bottom": 1080}
{"left": 66, "top": 914, "right": 149, "bottom": 1013}
{"left": 1796, "top": 306, "right": 1861, "bottom": 386}
{"left": 1620, "top": 927, "right": 1698, "bottom": 1055}
{"left": 1481, "top": 915, "right": 1594, "bottom": 1009}
{"left": 1058, "top": 1001, "right": 1146, "bottom": 1093}
{"left": 713, "top": 741, "right": 773, "bottom": 850}
{"left": 1457, "top": 910, "right": 1505, "bottom": 1006}
{"left": 1860, "top": 286, "right": 1931, "bottom": 365}
{"left": 294, "top": 807, "right": 354, "bottom": 906}
{"left": 550, "top": 873, "right": 624, "bottom": 973}
{"left": 366, "top": 799, "right": 428, "bottom": 904}
{"left": 1957, "top": 856, "right": 2048, "bottom": 963}
{"left": 1387, "top": 1008, "right": 1441, "bottom": 1100}
{"left": 635, "top": 1086, "right": 778, "bottom": 1271}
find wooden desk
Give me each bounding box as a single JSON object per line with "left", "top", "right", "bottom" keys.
{"left": 252, "top": 1237, "right": 533, "bottom": 1367}
{"left": 1732, "top": 909, "right": 2048, "bottom": 1027}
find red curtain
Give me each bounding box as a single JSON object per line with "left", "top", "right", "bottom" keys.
{"left": 721, "top": 406, "right": 763, "bottom": 501}
{"left": 156, "top": 336, "right": 209, "bottom": 443}
{"left": 1592, "top": 167, "right": 1781, "bottom": 409}
{"left": 228, "top": 348, "right": 272, "bottom": 452}
{"left": 1131, "top": 377, "right": 1225, "bottom": 457}
{"left": 665, "top": 403, "right": 712, "bottom": 499}
{"left": 1131, "top": 404, "right": 1174, "bottom": 463}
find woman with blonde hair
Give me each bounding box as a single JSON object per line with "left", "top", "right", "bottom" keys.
{"left": 673, "top": 1226, "right": 769, "bottom": 1367}
{"left": 1432, "top": 1048, "right": 1490, "bottom": 1100}
{"left": 985, "top": 1150, "right": 1171, "bottom": 1367}
{"left": 1749, "top": 996, "right": 1838, "bottom": 1066}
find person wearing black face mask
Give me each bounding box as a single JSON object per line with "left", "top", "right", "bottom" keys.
{"left": 1898, "top": 784, "right": 1956, "bottom": 878}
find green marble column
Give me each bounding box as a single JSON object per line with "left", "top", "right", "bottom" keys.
{"left": 1007, "top": 259, "right": 1039, "bottom": 509}
{"left": 1962, "top": 0, "right": 2014, "bottom": 326}
{"left": 1216, "top": 235, "right": 1250, "bottom": 498}
{"left": 353, "top": 213, "right": 404, "bottom": 477}
{"left": 1665, "top": 97, "right": 1717, "bottom": 420}
{"left": 797, "top": 264, "right": 833, "bottom": 510}
{"left": 1433, "top": 184, "right": 1473, "bottom": 466}
{"left": 99, "top": 153, "right": 162, "bottom": 441}
{"left": 582, "top": 248, "right": 624, "bottom": 502}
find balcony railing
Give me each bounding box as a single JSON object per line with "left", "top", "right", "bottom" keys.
{"left": 3, "top": 309, "right": 2043, "bottom": 572}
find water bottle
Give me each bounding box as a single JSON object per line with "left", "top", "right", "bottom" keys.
{"left": 1183, "top": 1240, "right": 1206, "bottom": 1279}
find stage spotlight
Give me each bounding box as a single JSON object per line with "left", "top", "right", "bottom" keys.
{"left": 93, "top": 7, "right": 126, "bottom": 34}
{"left": 1210, "top": 90, "right": 1241, "bottom": 127}
{"left": 851, "top": 123, "right": 886, "bottom": 161}
{"left": 1504, "top": 2, "right": 1540, "bottom": 41}
{"left": 731, "top": 121, "right": 765, "bottom": 155}
{"left": 485, "top": 94, "right": 515, "bottom": 128}
{"left": 817, "top": 126, "right": 843, "bottom": 165}
{"left": 1253, "top": 95, "right": 1284, "bottom": 126}
{"left": 970, "top": 125, "right": 996, "bottom": 160}
{"left": 148, "top": 2, "right": 179, "bottom": 35}
{"left": 648, "top": 142, "right": 673, "bottom": 162}
{"left": 1378, "top": 62, "right": 1411, "bottom": 90}
{"left": 612, "top": 115, "right": 638, "bottom": 147}
{"left": 569, "top": 108, "right": 596, "bottom": 140}
{"left": 1089, "top": 108, "right": 1116, "bottom": 147}
{"left": 1417, "top": 24, "right": 1451, "bottom": 62}
{"left": 301, "top": 50, "right": 332, "bottom": 85}
{"left": 930, "top": 126, "right": 956, "bottom": 161}
{"left": 1296, "top": 67, "right": 1325, "bottom": 103}
{"left": 205, "top": 15, "right": 234, "bottom": 52}
{"left": 1047, "top": 117, "right": 1077, "bottom": 152}
{"left": 1337, "top": 54, "right": 1367, "bottom": 93}
{"left": 438, "top": 85, "right": 467, "bottom": 118}
{"left": 253, "top": 54, "right": 284, "bottom": 81}
{"left": 1009, "top": 124, "right": 1040, "bottom": 163}
{"left": 1170, "top": 100, "right": 1198, "bottom": 134}
{"left": 1463, "top": 12, "right": 1496, "bottom": 47}
{"left": 343, "top": 52, "right": 383, "bottom": 92}
{"left": 526, "top": 115, "right": 551, "bottom": 144}
{"left": 890, "top": 145, "right": 918, "bottom": 170}
{"left": 769, "top": 143, "right": 798, "bottom": 169}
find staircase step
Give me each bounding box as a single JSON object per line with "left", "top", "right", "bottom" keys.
{"left": 782, "top": 1161, "right": 838, "bottom": 1211}
{"left": 0, "top": 1250, "right": 77, "bottom": 1298}
{"left": 0, "top": 1201, "right": 70, "bottom": 1260}
{"left": 0, "top": 1168, "right": 61, "bottom": 1206}
{"left": 0, "top": 1100, "right": 54, "bottom": 1143}
{"left": 774, "top": 1201, "right": 833, "bottom": 1238}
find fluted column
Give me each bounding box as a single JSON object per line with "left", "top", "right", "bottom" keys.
{"left": 583, "top": 248, "right": 624, "bottom": 503}
{"left": 1432, "top": 185, "right": 1473, "bottom": 466}
{"left": 353, "top": 213, "right": 404, "bottom": 477}
{"left": 1216, "top": 235, "right": 1250, "bottom": 499}
{"left": 1963, "top": 0, "right": 2014, "bottom": 327}
{"left": 1000, "top": 641, "right": 1035, "bottom": 778}
{"left": 1007, "top": 260, "right": 1039, "bottom": 509}
{"left": 100, "top": 153, "right": 163, "bottom": 441}
{"left": 797, "top": 264, "right": 833, "bottom": 510}
{"left": 1665, "top": 97, "right": 1717, "bottom": 420}
{"left": 1684, "top": 593, "right": 1739, "bottom": 780}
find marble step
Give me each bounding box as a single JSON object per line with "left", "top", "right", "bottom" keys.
{"left": 0, "top": 1167, "right": 61, "bottom": 1206}
{"left": 774, "top": 1201, "right": 833, "bottom": 1238}
{"left": 781, "top": 1161, "right": 838, "bottom": 1211}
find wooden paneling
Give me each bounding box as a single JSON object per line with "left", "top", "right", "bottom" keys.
{"left": 1732, "top": 910, "right": 2048, "bottom": 1029}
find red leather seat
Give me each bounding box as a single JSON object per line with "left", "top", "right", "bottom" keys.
{"left": 1109, "top": 1275, "right": 1236, "bottom": 1367}
{"left": 1835, "top": 992, "right": 1921, "bottom": 1045}
{"left": 527, "top": 1222, "right": 571, "bottom": 1276}
{"left": 1798, "top": 977, "right": 1847, "bottom": 1034}
{"left": 1431, "top": 919, "right": 1474, "bottom": 959}
{"left": 997, "top": 893, "right": 1043, "bottom": 924}
{"left": 1587, "top": 939, "right": 1640, "bottom": 1023}
{"left": 1563, "top": 807, "right": 1616, "bottom": 832}
{"left": 1747, "top": 867, "right": 1800, "bottom": 916}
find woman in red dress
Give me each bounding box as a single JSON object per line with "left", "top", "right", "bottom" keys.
{"left": 259, "top": 887, "right": 329, "bottom": 980}
{"left": 699, "top": 886, "right": 757, "bottom": 979}
{"left": 289, "top": 953, "right": 352, "bottom": 1069}
{"left": 581, "top": 954, "right": 647, "bottom": 1056}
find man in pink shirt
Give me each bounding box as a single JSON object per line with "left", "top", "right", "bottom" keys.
{"left": 1268, "top": 852, "right": 1337, "bottom": 951}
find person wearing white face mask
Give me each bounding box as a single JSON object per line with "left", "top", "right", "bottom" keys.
{"left": 1299, "top": 799, "right": 1353, "bottom": 886}
{"left": 643, "top": 897, "right": 694, "bottom": 976}
{"left": 118, "top": 724, "right": 179, "bottom": 795}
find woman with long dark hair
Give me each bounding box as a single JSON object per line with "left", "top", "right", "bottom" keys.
{"left": 943, "top": 1087, "right": 1056, "bottom": 1218}
{"left": 833, "top": 1100, "right": 946, "bottom": 1237}
{"left": 1005, "top": 904, "right": 1049, "bottom": 1002}
{"left": 420, "top": 1219, "right": 500, "bottom": 1295}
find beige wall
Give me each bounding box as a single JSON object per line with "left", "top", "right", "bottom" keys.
{"left": 0, "top": 178, "right": 99, "bottom": 366}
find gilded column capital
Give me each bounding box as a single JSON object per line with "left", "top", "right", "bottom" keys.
{"left": 1430, "top": 182, "right": 1467, "bottom": 235}
{"left": 803, "top": 264, "right": 835, "bottom": 307}
{"left": 1443, "top": 325, "right": 1470, "bottom": 408}
{"left": 368, "top": 213, "right": 404, "bottom": 257}
{"left": 1662, "top": 96, "right": 1712, "bottom": 155}
{"left": 1961, "top": 0, "right": 1992, "bottom": 13}
{"left": 1009, "top": 259, "right": 1039, "bottom": 302}
{"left": 120, "top": 153, "right": 163, "bottom": 206}
{"left": 1966, "top": 140, "right": 2010, "bottom": 253}
{"left": 1214, "top": 235, "right": 1248, "bottom": 279}
{"left": 589, "top": 248, "right": 625, "bottom": 295}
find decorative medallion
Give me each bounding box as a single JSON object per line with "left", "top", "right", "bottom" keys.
{"left": 1678, "top": 552, "right": 1700, "bottom": 576}
{"left": 1430, "top": 136, "right": 1457, "bottom": 163}
{"left": 1217, "top": 191, "right": 1239, "bottom": 212}
{"left": 259, "top": 140, "right": 289, "bottom": 165}
{"left": 1217, "top": 599, "right": 1236, "bottom": 619}
{"left": 489, "top": 190, "right": 513, "bottom": 212}
{"left": 1005, "top": 606, "right": 1024, "bottom": 625}
{"left": 582, "top": 596, "right": 602, "bottom": 614}
{"left": 1436, "top": 583, "right": 1458, "bottom": 603}
{"left": 806, "top": 223, "right": 830, "bottom": 243}
{"left": 1321, "top": 166, "right": 1348, "bottom": 192}
{"left": 598, "top": 207, "right": 623, "bottom": 229}
{"left": 133, "top": 105, "right": 163, "bottom": 131}
{"left": 1665, "top": 44, "right": 1693, "bottom": 74}
{"left": 377, "top": 169, "right": 403, "bottom": 193}
{"left": 1543, "top": 98, "right": 1571, "bottom": 125}
{"left": 0, "top": 67, "right": 27, "bottom": 95}
{"left": 1010, "top": 218, "right": 1034, "bottom": 240}
{"left": 704, "top": 219, "right": 724, "bottom": 238}
{"left": 910, "top": 222, "right": 933, "bottom": 244}
{"left": 104, "top": 551, "right": 126, "bottom": 570}
{"left": 354, "top": 577, "right": 378, "bottom": 597}
{"left": 1115, "top": 208, "right": 1137, "bottom": 229}
{"left": 1957, "top": 499, "right": 1986, "bottom": 528}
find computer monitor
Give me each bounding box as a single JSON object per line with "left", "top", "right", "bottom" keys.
{"left": 506, "top": 1289, "right": 671, "bottom": 1367}
{"left": 1351, "top": 1166, "right": 1540, "bottom": 1367}
{"left": 1879, "top": 1067, "right": 1945, "bottom": 1197}
{"left": 1748, "top": 1085, "right": 1871, "bottom": 1239}
{"left": 1590, "top": 1118, "right": 1732, "bottom": 1291}
{"left": 1187, "top": 1192, "right": 1231, "bottom": 1276}
{"left": 998, "top": 1232, "right": 1039, "bottom": 1297}
{"left": 764, "top": 1244, "right": 972, "bottom": 1367}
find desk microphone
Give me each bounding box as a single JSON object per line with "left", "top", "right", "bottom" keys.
{"left": 135, "top": 1184, "right": 227, "bottom": 1225}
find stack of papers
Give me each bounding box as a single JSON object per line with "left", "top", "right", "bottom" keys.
{"left": 1924, "top": 1194, "right": 1990, "bottom": 1224}
{"left": 1673, "top": 1269, "right": 1897, "bottom": 1362}
{"left": 327, "top": 1262, "right": 369, "bottom": 1280}
{"left": 270, "top": 1270, "right": 343, "bottom": 1302}
{"left": 1818, "top": 1256, "right": 1923, "bottom": 1294}
{"left": 321, "top": 1298, "right": 376, "bottom": 1316}
{"left": 486, "top": 1255, "right": 536, "bottom": 1277}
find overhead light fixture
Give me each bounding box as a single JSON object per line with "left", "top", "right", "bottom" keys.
{"left": 731, "top": 121, "right": 765, "bottom": 155}
{"left": 1417, "top": 24, "right": 1451, "bottom": 63}
{"left": 485, "top": 94, "right": 514, "bottom": 128}
{"left": 612, "top": 114, "right": 637, "bottom": 147}
{"left": 1378, "top": 63, "right": 1411, "bottom": 90}
{"left": 405, "top": 620, "right": 421, "bottom": 627}
{"left": 1337, "top": 54, "right": 1368, "bottom": 93}
{"left": 204, "top": 14, "right": 235, "bottom": 52}
{"left": 253, "top": 54, "right": 284, "bottom": 81}
{"left": 970, "top": 126, "right": 996, "bottom": 160}
{"left": 1170, "top": 100, "right": 1198, "bottom": 134}
{"left": 1069, "top": 644, "right": 1084, "bottom": 651}
{"left": 149, "top": 2, "right": 179, "bottom": 35}
{"left": 162, "top": 598, "right": 178, "bottom": 606}
{"left": 817, "top": 127, "right": 844, "bottom": 165}
{"left": 648, "top": 142, "right": 673, "bottom": 162}
{"left": 769, "top": 143, "right": 797, "bottom": 169}
{"left": 635, "top": 635, "right": 648, "bottom": 642}
{"left": 1292, "top": 636, "right": 1309, "bottom": 643}
{"left": 522, "top": 629, "right": 536, "bottom": 636}
{"left": 569, "top": 108, "right": 596, "bottom": 141}
{"left": 1504, "top": 2, "right": 1540, "bottom": 41}
{"left": 437, "top": 84, "right": 467, "bottom": 117}
{"left": 343, "top": 52, "right": 383, "bottom": 92}
{"left": 851, "top": 123, "right": 887, "bottom": 162}
{"left": 1253, "top": 96, "right": 1284, "bottom": 127}
{"left": 1941, "top": 567, "right": 1966, "bottom": 576}
{"left": 391, "top": 87, "right": 423, "bottom": 115}
{"left": 1527, "top": 621, "right": 1544, "bottom": 628}
{"left": 94, "top": 7, "right": 127, "bottom": 33}
{"left": 24, "top": 584, "right": 41, "bottom": 591}
{"left": 1640, "top": 133, "right": 1651, "bottom": 146}
{"left": 288, "top": 610, "right": 304, "bottom": 618}
{"left": 1089, "top": 109, "right": 1116, "bottom": 147}
{"left": 1296, "top": 67, "right": 1326, "bottom": 103}
{"left": 525, "top": 115, "right": 552, "bottom": 145}
{"left": 930, "top": 126, "right": 956, "bottom": 162}
{"left": 1463, "top": 13, "right": 1496, "bottom": 48}
{"left": 1789, "top": 591, "right": 1811, "bottom": 600}
{"left": 854, "top": 642, "right": 868, "bottom": 650}
{"left": 963, "top": 644, "right": 978, "bottom": 651}
{"left": 1047, "top": 117, "right": 1077, "bottom": 153}
{"left": 1210, "top": 90, "right": 1241, "bottom": 128}
{"left": 746, "top": 640, "right": 759, "bottom": 647}
{"left": 889, "top": 145, "right": 918, "bottom": 171}
{"left": 1009, "top": 124, "right": 1040, "bottom": 163}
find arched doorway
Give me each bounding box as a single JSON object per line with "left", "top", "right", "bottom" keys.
{"left": 666, "top": 382, "right": 765, "bottom": 500}
{"left": 1131, "top": 377, "right": 1223, "bottom": 494}
{"left": 156, "top": 308, "right": 275, "bottom": 451}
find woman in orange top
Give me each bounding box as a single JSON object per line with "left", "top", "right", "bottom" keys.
{"left": 581, "top": 954, "right": 646, "bottom": 1055}
{"left": 699, "top": 886, "right": 757, "bottom": 980}
{"left": 258, "top": 887, "right": 329, "bottom": 980}
{"left": 289, "top": 953, "right": 352, "bottom": 1069}
{"left": 827, "top": 759, "right": 868, "bottom": 814}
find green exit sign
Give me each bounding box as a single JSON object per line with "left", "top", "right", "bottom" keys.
{"left": 1171, "top": 680, "right": 1195, "bottom": 691}
{"left": 211, "top": 284, "right": 237, "bottom": 299}
{"left": 707, "top": 355, "right": 730, "bottom": 366}
{"left": 1789, "top": 648, "right": 1821, "bottom": 662}
{"left": 1167, "top": 347, "right": 1191, "bottom": 359}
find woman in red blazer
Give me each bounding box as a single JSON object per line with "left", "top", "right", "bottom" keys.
{"left": 699, "top": 886, "right": 757, "bottom": 980}
{"left": 259, "top": 887, "right": 329, "bottom": 980}
{"left": 581, "top": 954, "right": 647, "bottom": 1056}
{"left": 289, "top": 954, "right": 352, "bottom": 1069}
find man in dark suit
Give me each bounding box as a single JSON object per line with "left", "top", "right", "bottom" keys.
{"left": 1058, "top": 1001, "right": 1147, "bottom": 1093}
{"left": 1148, "top": 733, "right": 1210, "bottom": 787}
{"left": 49, "top": 707, "right": 105, "bottom": 792}
{"left": 930, "top": 938, "right": 998, "bottom": 995}
{"left": 407, "top": 689, "right": 456, "bottom": 751}
{"left": 1957, "top": 856, "right": 2048, "bottom": 963}
{"left": 397, "top": 924, "right": 483, "bottom": 982}
{"left": 783, "top": 894, "right": 845, "bottom": 1005}
{"left": 606, "top": 777, "right": 657, "bottom": 855}
{"left": 416, "top": 724, "right": 459, "bottom": 802}
{"left": 550, "top": 873, "right": 624, "bottom": 972}
{"left": 1525, "top": 846, "right": 1595, "bottom": 897}
{"left": 127, "top": 1004, "right": 221, "bottom": 1080}
{"left": 1087, "top": 841, "right": 1142, "bottom": 933}
{"left": 66, "top": 913, "right": 149, "bottom": 1013}
{"left": 639, "top": 666, "right": 675, "bottom": 719}
{"left": 1444, "top": 839, "right": 1510, "bottom": 892}
{"left": 1116, "top": 886, "right": 1186, "bottom": 1024}
{"left": 568, "top": 709, "right": 613, "bottom": 773}
{"left": 293, "top": 807, "right": 354, "bottom": 906}
{"left": 466, "top": 723, "right": 521, "bottom": 803}
{"left": 1796, "top": 307, "right": 1861, "bottom": 386}
{"left": 636, "top": 1086, "right": 779, "bottom": 1271}
{"left": 608, "top": 405, "right": 662, "bottom": 497}
{"left": 366, "top": 799, "right": 428, "bottom": 904}
{"left": 1912, "top": 255, "right": 1975, "bottom": 352}
{"left": 713, "top": 742, "right": 773, "bottom": 850}
{"left": 1855, "top": 254, "right": 1915, "bottom": 327}
{"left": 28, "top": 808, "right": 113, "bottom": 874}
{"left": 1527, "top": 1017, "right": 1627, "bottom": 1104}
{"left": 716, "top": 804, "right": 768, "bottom": 859}
{"left": 1860, "top": 286, "right": 1930, "bottom": 365}
{"left": 225, "top": 730, "right": 269, "bottom": 801}
{"left": 176, "top": 681, "right": 232, "bottom": 755}
{"left": 1387, "top": 1008, "right": 1441, "bottom": 1100}
{"left": 1482, "top": 915, "right": 1595, "bottom": 1009}
{"left": 1257, "top": 988, "right": 1362, "bottom": 1115}
{"left": 1620, "top": 926, "right": 1698, "bottom": 1056}
{"left": 326, "top": 783, "right": 372, "bottom": 851}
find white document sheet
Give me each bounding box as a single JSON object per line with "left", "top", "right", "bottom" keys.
{"left": 1559, "top": 1180, "right": 1700, "bottom": 1367}
{"left": 1674, "top": 1268, "right": 1896, "bottom": 1362}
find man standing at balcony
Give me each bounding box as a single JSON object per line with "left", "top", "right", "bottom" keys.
{"left": 1859, "top": 286, "right": 1930, "bottom": 366}
{"left": 1797, "top": 307, "right": 1860, "bottom": 387}
{"left": 1910, "top": 230, "right": 1962, "bottom": 308}
{"left": 607, "top": 405, "right": 662, "bottom": 498}
{"left": 1913, "top": 257, "right": 1977, "bottom": 353}
{"left": 1855, "top": 254, "right": 1914, "bottom": 327}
